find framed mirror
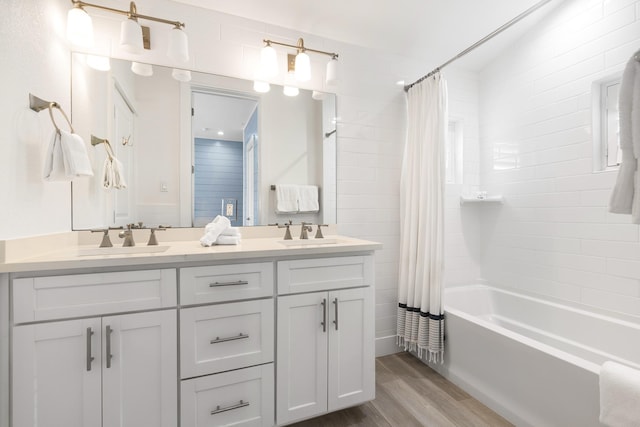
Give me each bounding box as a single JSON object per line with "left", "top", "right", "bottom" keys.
{"left": 70, "top": 53, "right": 337, "bottom": 229}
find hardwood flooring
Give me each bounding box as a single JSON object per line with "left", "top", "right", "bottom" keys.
{"left": 290, "top": 352, "right": 514, "bottom": 427}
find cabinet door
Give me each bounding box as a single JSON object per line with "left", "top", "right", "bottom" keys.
{"left": 102, "top": 310, "right": 177, "bottom": 427}
{"left": 276, "top": 292, "right": 328, "bottom": 425}
{"left": 13, "top": 318, "right": 102, "bottom": 427}
{"left": 327, "top": 287, "right": 375, "bottom": 411}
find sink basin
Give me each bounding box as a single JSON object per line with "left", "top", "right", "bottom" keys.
{"left": 278, "top": 238, "right": 339, "bottom": 246}
{"left": 77, "top": 245, "right": 170, "bottom": 256}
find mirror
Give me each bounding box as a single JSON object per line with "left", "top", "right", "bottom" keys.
{"left": 71, "top": 53, "right": 337, "bottom": 229}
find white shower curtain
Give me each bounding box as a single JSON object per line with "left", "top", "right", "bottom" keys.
{"left": 397, "top": 73, "right": 448, "bottom": 363}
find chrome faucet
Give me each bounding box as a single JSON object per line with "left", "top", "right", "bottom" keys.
{"left": 300, "top": 222, "right": 313, "bottom": 239}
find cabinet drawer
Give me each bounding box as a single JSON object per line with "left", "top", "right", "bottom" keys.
{"left": 181, "top": 364, "right": 274, "bottom": 427}
{"left": 180, "top": 263, "right": 273, "bottom": 305}
{"left": 13, "top": 269, "right": 177, "bottom": 323}
{"left": 277, "top": 255, "right": 374, "bottom": 294}
{"left": 180, "top": 300, "right": 274, "bottom": 378}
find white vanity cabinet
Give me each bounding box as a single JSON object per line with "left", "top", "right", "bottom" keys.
{"left": 11, "top": 269, "right": 178, "bottom": 427}
{"left": 276, "top": 256, "right": 375, "bottom": 426}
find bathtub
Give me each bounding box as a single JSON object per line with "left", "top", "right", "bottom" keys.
{"left": 430, "top": 284, "right": 640, "bottom": 427}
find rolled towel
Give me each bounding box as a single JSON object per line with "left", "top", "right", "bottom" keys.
{"left": 215, "top": 235, "right": 241, "bottom": 245}
{"left": 200, "top": 215, "right": 231, "bottom": 247}
{"left": 43, "top": 131, "right": 67, "bottom": 181}
{"left": 60, "top": 130, "right": 93, "bottom": 178}
{"left": 600, "top": 361, "right": 640, "bottom": 427}
{"left": 220, "top": 227, "right": 241, "bottom": 237}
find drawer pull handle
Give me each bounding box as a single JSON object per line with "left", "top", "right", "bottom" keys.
{"left": 209, "top": 280, "right": 249, "bottom": 287}
{"left": 105, "top": 325, "right": 113, "bottom": 369}
{"left": 321, "top": 298, "right": 327, "bottom": 333}
{"left": 86, "top": 327, "right": 94, "bottom": 371}
{"left": 333, "top": 298, "right": 339, "bottom": 331}
{"left": 210, "top": 333, "right": 249, "bottom": 344}
{"left": 210, "top": 400, "right": 250, "bottom": 415}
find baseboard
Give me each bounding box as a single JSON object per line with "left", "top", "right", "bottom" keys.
{"left": 375, "top": 335, "right": 401, "bottom": 357}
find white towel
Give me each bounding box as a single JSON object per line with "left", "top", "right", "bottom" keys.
{"left": 297, "top": 185, "right": 319, "bottom": 213}
{"left": 599, "top": 361, "right": 640, "bottom": 427}
{"left": 610, "top": 55, "right": 640, "bottom": 220}
{"left": 275, "top": 185, "right": 299, "bottom": 213}
{"left": 60, "top": 130, "right": 93, "bottom": 178}
{"left": 200, "top": 215, "right": 232, "bottom": 247}
{"left": 220, "top": 227, "right": 241, "bottom": 237}
{"left": 215, "top": 235, "right": 241, "bottom": 245}
{"left": 43, "top": 131, "right": 67, "bottom": 181}
{"left": 102, "top": 157, "right": 127, "bottom": 190}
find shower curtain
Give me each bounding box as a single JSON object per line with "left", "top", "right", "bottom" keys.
{"left": 397, "top": 73, "right": 448, "bottom": 363}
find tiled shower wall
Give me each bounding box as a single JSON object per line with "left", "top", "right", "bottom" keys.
{"left": 478, "top": 0, "right": 640, "bottom": 317}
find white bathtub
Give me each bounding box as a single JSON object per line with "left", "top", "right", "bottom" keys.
{"left": 430, "top": 284, "right": 640, "bottom": 427}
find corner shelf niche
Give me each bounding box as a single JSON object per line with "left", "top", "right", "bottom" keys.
{"left": 459, "top": 195, "right": 504, "bottom": 205}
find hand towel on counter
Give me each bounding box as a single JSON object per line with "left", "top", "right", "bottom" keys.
{"left": 599, "top": 361, "right": 640, "bottom": 427}
{"left": 275, "top": 184, "right": 299, "bottom": 213}
{"left": 200, "top": 215, "right": 232, "bottom": 247}
{"left": 220, "top": 227, "right": 241, "bottom": 237}
{"left": 297, "top": 185, "right": 319, "bottom": 213}
{"left": 609, "top": 54, "right": 640, "bottom": 220}
{"left": 215, "top": 235, "right": 241, "bottom": 245}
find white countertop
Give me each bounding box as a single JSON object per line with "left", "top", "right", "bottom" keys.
{"left": 0, "top": 235, "right": 382, "bottom": 273}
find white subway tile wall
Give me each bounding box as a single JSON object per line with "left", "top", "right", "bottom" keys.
{"left": 477, "top": 0, "right": 640, "bottom": 317}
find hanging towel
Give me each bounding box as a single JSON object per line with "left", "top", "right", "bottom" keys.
{"left": 101, "top": 141, "right": 127, "bottom": 190}
{"left": 43, "top": 131, "right": 67, "bottom": 181}
{"left": 59, "top": 130, "right": 93, "bottom": 178}
{"left": 297, "top": 185, "right": 320, "bottom": 213}
{"left": 599, "top": 361, "right": 640, "bottom": 427}
{"left": 200, "top": 215, "right": 232, "bottom": 247}
{"left": 275, "top": 184, "right": 299, "bottom": 213}
{"left": 609, "top": 54, "right": 640, "bottom": 221}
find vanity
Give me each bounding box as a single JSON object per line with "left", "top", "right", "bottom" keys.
{"left": 0, "top": 229, "right": 380, "bottom": 426}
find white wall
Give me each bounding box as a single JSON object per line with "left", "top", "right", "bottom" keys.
{"left": 478, "top": 0, "right": 640, "bottom": 317}
{"left": 0, "top": 0, "right": 426, "bottom": 353}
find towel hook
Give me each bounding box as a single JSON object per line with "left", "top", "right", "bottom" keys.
{"left": 29, "top": 93, "right": 74, "bottom": 134}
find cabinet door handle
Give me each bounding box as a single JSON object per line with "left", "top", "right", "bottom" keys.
{"left": 210, "top": 333, "right": 249, "bottom": 344}
{"left": 321, "top": 298, "right": 327, "bottom": 333}
{"left": 209, "top": 280, "right": 249, "bottom": 287}
{"left": 105, "top": 325, "right": 113, "bottom": 369}
{"left": 210, "top": 400, "right": 249, "bottom": 415}
{"left": 86, "top": 327, "right": 94, "bottom": 371}
{"left": 333, "top": 298, "right": 339, "bottom": 331}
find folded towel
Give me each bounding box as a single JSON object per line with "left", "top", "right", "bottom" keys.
{"left": 43, "top": 131, "right": 67, "bottom": 181}
{"left": 610, "top": 55, "right": 640, "bottom": 220}
{"left": 599, "top": 361, "right": 640, "bottom": 427}
{"left": 220, "top": 227, "right": 241, "bottom": 237}
{"left": 297, "top": 185, "right": 319, "bottom": 213}
{"left": 215, "top": 235, "right": 241, "bottom": 245}
{"left": 200, "top": 215, "right": 232, "bottom": 247}
{"left": 276, "top": 185, "right": 299, "bottom": 213}
{"left": 60, "top": 130, "right": 93, "bottom": 178}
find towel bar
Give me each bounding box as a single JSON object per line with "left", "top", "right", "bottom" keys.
{"left": 29, "top": 93, "right": 74, "bottom": 133}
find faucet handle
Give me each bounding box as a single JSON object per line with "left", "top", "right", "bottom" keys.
{"left": 90, "top": 229, "right": 113, "bottom": 248}
{"left": 147, "top": 227, "right": 167, "bottom": 246}
{"left": 277, "top": 223, "right": 293, "bottom": 240}
{"left": 315, "top": 224, "right": 328, "bottom": 239}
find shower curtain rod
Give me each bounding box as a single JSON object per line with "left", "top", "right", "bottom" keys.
{"left": 404, "top": 0, "right": 555, "bottom": 92}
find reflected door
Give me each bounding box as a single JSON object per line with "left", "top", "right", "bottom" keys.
{"left": 111, "top": 88, "right": 135, "bottom": 226}
{"left": 245, "top": 135, "right": 255, "bottom": 226}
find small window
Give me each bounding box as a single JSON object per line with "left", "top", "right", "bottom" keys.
{"left": 593, "top": 75, "right": 622, "bottom": 171}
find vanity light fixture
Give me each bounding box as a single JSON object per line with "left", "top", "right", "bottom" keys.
{"left": 131, "top": 61, "right": 153, "bottom": 76}
{"left": 283, "top": 71, "right": 299, "bottom": 97}
{"left": 172, "top": 68, "right": 192, "bottom": 82}
{"left": 253, "top": 80, "right": 271, "bottom": 93}
{"left": 66, "top": 1, "right": 188, "bottom": 62}
{"left": 256, "top": 38, "right": 339, "bottom": 90}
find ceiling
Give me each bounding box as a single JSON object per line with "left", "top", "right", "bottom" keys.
{"left": 192, "top": 91, "right": 257, "bottom": 141}
{"left": 173, "top": 0, "right": 553, "bottom": 69}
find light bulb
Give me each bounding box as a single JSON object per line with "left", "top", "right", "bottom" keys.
{"left": 167, "top": 26, "right": 189, "bottom": 63}
{"left": 260, "top": 44, "right": 278, "bottom": 78}
{"left": 120, "top": 18, "right": 143, "bottom": 54}
{"left": 253, "top": 81, "right": 271, "bottom": 93}
{"left": 67, "top": 6, "right": 94, "bottom": 48}
{"left": 131, "top": 62, "right": 153, "bottom": 76}
{"left": 294, "top": 51, "right": 311, "bottom": 82}
{"left": 172, "top": 69, "right": 191, "bottom": 82}
{"left": 283, "top": 86, "right": 299, "bottom": 97}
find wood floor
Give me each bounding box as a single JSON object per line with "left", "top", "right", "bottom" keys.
{"left": 291, "top": 352, "right": 514, "bottom": 427}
